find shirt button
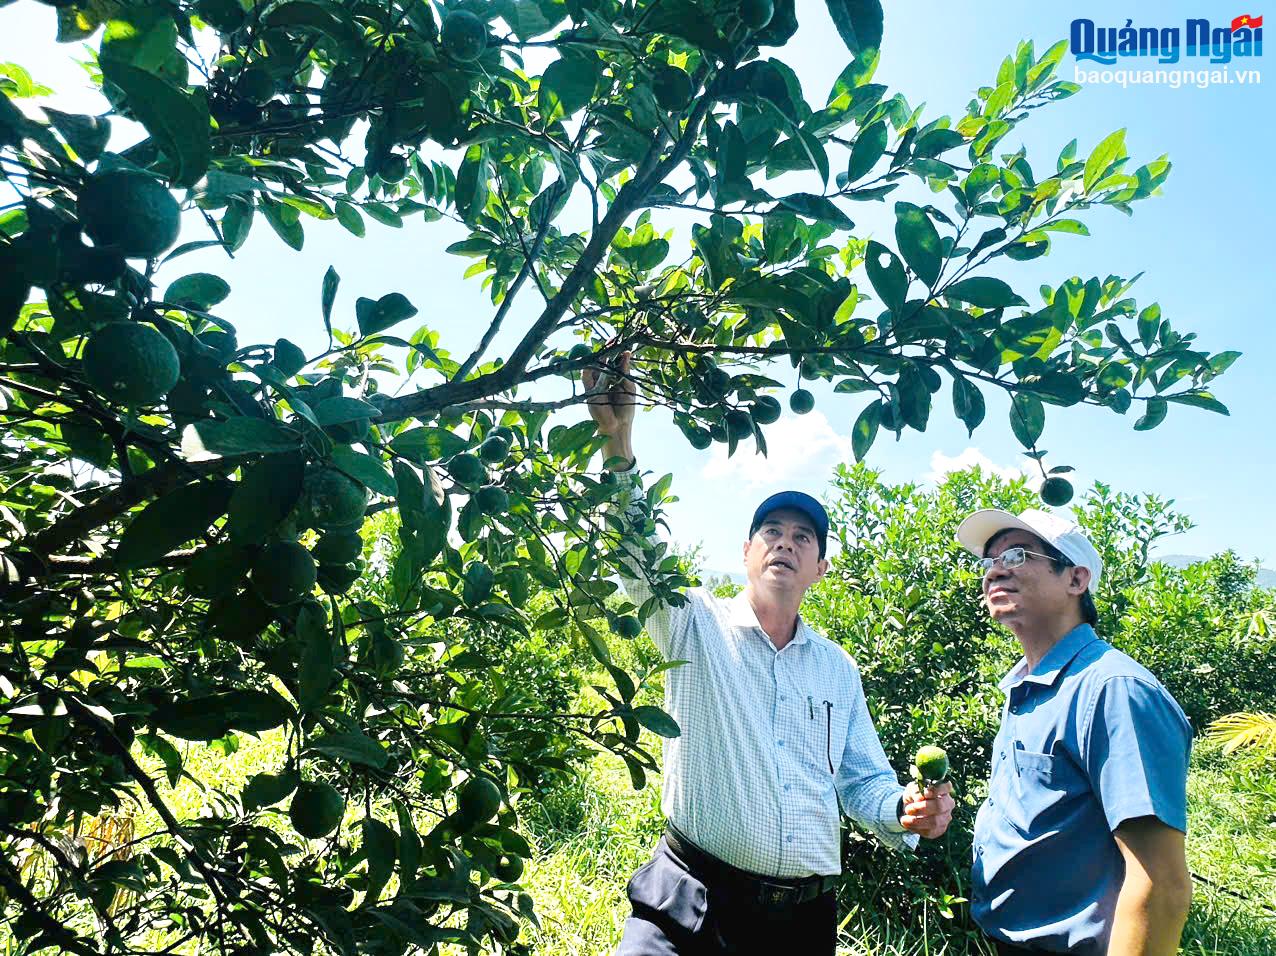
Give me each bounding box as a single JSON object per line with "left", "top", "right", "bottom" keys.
{"left": 780, "top": 694, "right": 787, "bottom": 701}
{"left": 784, "top": 784, "right": 791, "bottom": 792}
{"left": 777, "top": 740, "right": 785, "bottom": 747}
{"left": 999, "top": 752, "right": 1005, "bottom": 760}
{"left": 786, "top": 835, "right": 794, "bottom": 843}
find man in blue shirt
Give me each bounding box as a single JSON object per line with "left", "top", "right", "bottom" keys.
{"left": 956, "top": 507, "right": 1193, "bottom": 955}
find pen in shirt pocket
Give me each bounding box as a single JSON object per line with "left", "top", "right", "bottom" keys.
{"left": 808, "top": 695, "right": 814, "bottom": 719}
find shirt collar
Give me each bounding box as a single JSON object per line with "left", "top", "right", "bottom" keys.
{"left": 729, "top": 591, "right": 811, "bottom": 648}
{"left": 998, "top": 623, "right": 1099, "bottom": 691}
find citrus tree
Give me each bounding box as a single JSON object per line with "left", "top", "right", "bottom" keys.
{"left": 0, "top": 0, "right": 1238, "bottom": 952}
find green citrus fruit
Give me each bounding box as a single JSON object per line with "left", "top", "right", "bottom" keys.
{"left": 725, "top": 409, "right": 753, "bottom": 439}
{"left": 317, "top": 562, "right": 361, "bottom": 595}
{"left": 237, "top": 67, "right": 276, "bottom": 105}
{"left": 454, "top": 776, "right": 501, "bottom": 829}
{"left": 1040, "top": 477, "right": 1074, "bottom": 507}
{"left": 378, "top": 153, "right": 408, "bottom": 183}
{"left": 289, "top": 781, "right": 345, "bottom": 839}
{"left": 567, "top": 342, "right": 593, "bottom": 363}
{"left": 82, "top": 323, "right": 181, "bottom": 406}
{"left": 324, "top": 418, "right": 370, "bottom": 443}
{"left": 683, "top": 424, "right": 712, "bottom": 450}
{"left": 479, "top": 435, "right": 510, "bottom": 464}
{"left": 79, "top": 171, "right": 181, "bottom": 260}
{"left": 369, "top": 632, "right": 405, "bottom": 675}
{"left": 447, "top": 453, "right": 487, "bottom": 487}
{"left": 789, "top": 388, "right": 815, "bottom": 415}
{"left": 303, "top": 466, "right": 369, "bottom": 529}
{"left": 652, "top": 65, "right": 693, "bottom": 111}
{"left": 494, "top": 853, "right": 524, "bottom": 883}
{"left": 251, "top": 541, "right": 317, "bottom": 606}
{"left": 738, "top": 0, "right": 775, "bottom": 30}
{"left": 475, "top": 485, "right": 508, "bottom": 516}
{"left": 613, "top": 615, "right": 642, "bottom": 639}
{"left": 312, "top": 530, "right": 362, "bottom": 565}
{"left": 702, "top": 365, "right": 732, "bottom": 399}
{"left": 197, "top": 0, "right": 245, "bottom": 33}
{"left": 750, "top": 395, "right": 782, "bottom": 425}
{"left": 914, "top": 745, "right": 949, "bottom": 784}
{"left": 490, "top": 425, "right": 514, "bottom": 444}
{"left": 441, "top": 10, "right": 486, "bottom": 62}
{"left": 462, "top": 561, "right": 494, "bottom": 605}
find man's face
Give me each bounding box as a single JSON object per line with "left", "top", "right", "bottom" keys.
{"left": 743, "top": 507, "right": 828, "bottom": 595}
{"left": 981, "top": 529, "right": 1088, "bottom": 627}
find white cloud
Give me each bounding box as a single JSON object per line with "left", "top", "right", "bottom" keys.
{"left": 701, "top": 410, "right": 850, "bottom": 487}
{"left": 924, "top": 447, "right": 1036, "bottom": 486}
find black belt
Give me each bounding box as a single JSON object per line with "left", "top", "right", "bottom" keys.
{"left": 664, "top": 824, "right": 839, "bottom": 909}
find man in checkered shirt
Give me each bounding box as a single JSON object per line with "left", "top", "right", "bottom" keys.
{"left": 585, "top": 356, "right": 955, "bottom": 955}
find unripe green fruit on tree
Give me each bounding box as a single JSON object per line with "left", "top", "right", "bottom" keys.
{"left": 289, "top": 781, "right": 344, "bottom": 839}
{"left": 475, "top": 484, "right": 508, "bottom": 516}
{"left": 312, "top": 530, "right": 362, "bottom": 565}
{"left": 651, "top": 65, "right": 693, "bottom": 111}
{"left": 739, "top": 0, "right": 775, "bottom": 30}
{"left": 79, "top": 170, "right": 181, "bottom": 260}
{"left": 447, "top": 453, "right": 486, "bottom": 487}
{"left": 453, "top": 776, "right": 501, "bottom": 831}
{"left": 479, "top": 435, "right": 510, "bottom": 464}
{"left": 725, "top": 409, "right": 753, "bottom": 439}
{"left": 441, "top": 10, "right": 486, "bottom": 62}
{"left": 494, "top": 853, "right": 524, "bottom": 882}
{"left": 237, "top": 67, "right": 276, "bottom": 105}
{"left": 303, "top": 466, "right": 369, "bottom": 529}
{"left": 82, "top": 323, "right": 181, "bottom": 406}
{"left": 613, "top": 615, "right": 642, "bottom": 639}
{"left": 378, "top": 153, "right": 408, "bottom": 183}
{"left": 251, "top": 541, "right": 316, "bottom": 606}
{"left": 1039, "top": 476, "right": 1074, "bottom": 507}
{"left": 789, "top": 388, "right": 815, "bottom": 414}
{"left": 750, "top": 395, "right": 782, "bottom": 425}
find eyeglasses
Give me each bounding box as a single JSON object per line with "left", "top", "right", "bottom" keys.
{"left": 977, "top": 547, "right": 1055, "bottom": 573}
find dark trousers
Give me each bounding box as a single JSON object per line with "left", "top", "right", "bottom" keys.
{"left": 615, "top": 836, "right": 837, "bottom": 956}
{"left": 990, "top": 937, "right": 1067, "bottom": 955}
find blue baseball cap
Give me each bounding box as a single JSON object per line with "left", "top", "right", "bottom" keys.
{"left": 750, "top": 491, "right": 829, "bottom": 558}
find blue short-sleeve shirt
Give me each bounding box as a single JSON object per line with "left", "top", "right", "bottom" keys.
{"left": 971, "top": 624, "right": 1192, "bottom": 955}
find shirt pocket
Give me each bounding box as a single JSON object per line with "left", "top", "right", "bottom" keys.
{"left": 797, "top": 698, "right": 847, "bottom": 777}
{"left": 626, "top": 844, "right": 708, "bottom": 934}
{"left": 1000, "top": 746, "right": 1081, "bottom": 836}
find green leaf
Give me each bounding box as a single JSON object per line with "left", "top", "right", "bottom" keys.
{"left": 228, "top": 452, "right": 304, "bottom": 544}
{"left": 1084, "top": 129, "right": 1126, "bottom": 193}
{"left": 335, "top": 200, "right": 365, "bottom": 236}
{"left": 330, "top": 447, "right": 396, "bottom": 497}
{"left": 313, "top": 397, "right": 379, "bottom": 426}
{"left": 361, "top": 817, "right": 398, "bottom": 904}
{"left": 864, "top": 240, "right": 907, "bottom": 315}
{"left": 538, "top": 52, "right": 597, "bottom": 119}
{"left": 1133, "top": 398, "right": 1167, "bottom": 431}
{"left": 945, "top": 277, "right": 1026, "bottom": 309}
{"left": 851, "top": 400, "right": 882, "bottom": 461}
{"left": 297, "top": 607, "right": 334, "bottom": 713}
{"left": 243, "top": 771, "right": 299, "bottom": 811}
{"left": 1136, "top": 304, "right": 1161, "bottom": 348}
{"left": 165, "top": 273, "right": 230, "bottom": 310}
{"left": 390, "top": 427, "right": 468, "bottom": 462}
{"left": 453, "top": 145, "right": 490, "bottom": 224}
{"left": 321, "top": 266, "right": 339, "bottom": 340}
{"left": 183, "top": 418, "right": 302, "bottom": 456}
{"left": 309, "top": 730, "right": 388, "bottom": 769}
{"left": 42, "top": 108, "right": 110, "bottom": 160}
{"left": 824, "top": 0, "right": 884, "bottom": 56}
{"left": 116, "top": 480, "right": 232, "bottom": 568}
{"left": 261, "top": 197, "right": 305, "bottom": 250}
{"left": 1009, "top": 393, "right": 1044, "bottom": 447}
{"left": 775, "top": 193, "right": 854, "bottom": 230}
{"left": 1164, "top": 391, "right": 1229, "bottom": 415}
{"left": 99, "top": 59, "right": 209, "bottom": 187}
{"left": 846, "top": 119, "right": 887, "bottom": 182}
{"left": 952, "top": 375, "right": 985, "bottom": 436}
{"left": 632, "top": 705, "right": 680, "bottom": 739}
{"left": 356, "top": 293, "right": 417, "bottom": 337}
{"left": 894, "top": 202, "right": 942, "bottom": 287}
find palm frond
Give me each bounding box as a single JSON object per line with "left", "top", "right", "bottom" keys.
{"left": 1205, "top": 712, "right": 1276, "bottom": 756}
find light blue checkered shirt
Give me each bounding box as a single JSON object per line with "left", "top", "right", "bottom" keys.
{"left": 615, "top": 476, "right": 916, "bottom": 878}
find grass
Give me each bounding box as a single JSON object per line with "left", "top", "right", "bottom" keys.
{"left": 517, "top": 747, "right": 1276, "bottom": 955}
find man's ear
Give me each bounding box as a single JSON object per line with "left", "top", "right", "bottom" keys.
{"left": 1069, "top": 565, "right": 1092, "bottom": 596}
{"left": 815, "top": 558, "right": 829, "bottom": 581}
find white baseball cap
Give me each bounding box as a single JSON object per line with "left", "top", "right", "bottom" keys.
{"left": 956, "top": 508, "right": 1103, "bottom": 593}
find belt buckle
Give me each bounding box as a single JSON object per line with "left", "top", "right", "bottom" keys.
{"left": 757, "top": 879, "right": 800, "bottom": 909}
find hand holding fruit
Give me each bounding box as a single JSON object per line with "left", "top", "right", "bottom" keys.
{"left": 900, "top": 744, "right": 955, "bottom": 839}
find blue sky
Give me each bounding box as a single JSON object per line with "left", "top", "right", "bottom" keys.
{"left": 6, "top": 1, "right": 1273, "bottom": 575}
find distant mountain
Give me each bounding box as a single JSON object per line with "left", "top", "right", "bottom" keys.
{"left": 1155, "top": 554, "right": 1276, "bottom": 589}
